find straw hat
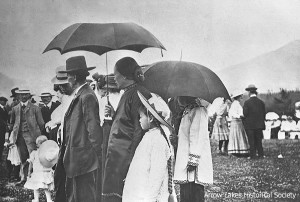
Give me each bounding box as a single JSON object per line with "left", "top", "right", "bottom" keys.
{"left": 137, "top": 91, "right": 172, "bottom": 128}
{"left": 245, "top": 84, "right": 257, "bottom": 91}
{"left": 15, "top": 89, "right": 32, "bottom": 95}
{"left": 230, "top": 89, "right": 244, "bottom": 99}
{"left": 38, "top": 140, "right": 59, "bottom": 168}
{"left": 51, "top": 66, "right": 69, "bottom": 85}
{"left": 39, "top": 92, "right": 55, "bottom": 97}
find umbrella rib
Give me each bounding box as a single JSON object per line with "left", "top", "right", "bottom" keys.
{"left": 62, "top": 23, "right": 82, "bottom": 53}
{"left": 193, "top": 63, "right": 211, "bottom": 101}
{"left": 165, "top": 62, "right": 177, "bottom": 99}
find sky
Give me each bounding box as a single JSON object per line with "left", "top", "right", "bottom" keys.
{"left": 1, "top": 0, "right": 300, "bottom": 98}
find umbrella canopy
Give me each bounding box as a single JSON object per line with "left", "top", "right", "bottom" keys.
{"left": 142, "top": 61, "right": 230, "bottom": 103}
{"left": 43, "top": 22, "right": 166, "bottom": 55}
{"left": 266, "top": 112, "right": 279, "bottom": 120}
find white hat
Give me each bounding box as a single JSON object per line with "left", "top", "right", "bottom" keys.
{"left": 137, "top": 91, "right": 172, "bottom": 129}
{"left": 39, "top": 92, "right": 55, "bottom": 97}
{"left": 230, "top": 89, "right": 244, "bottom": 99}
{"left": 15, "top": 89, "right": 31, "bottom": 94}
{"left": 51, "top": 66, "right": 68, "bottom": 85}
{"left": 38, "top": 140, "right": 59, "bottom": 168}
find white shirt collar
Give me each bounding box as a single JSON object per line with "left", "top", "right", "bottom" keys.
{"left": 0, "top": 103, "right": 4, "bottom": 109}
{"left": 46, "top": 102, "right": 52, "bottom": 108}
{"left": 21, "top": 101, "right": 29, "bottom": 106}
{"left": 250, "top": 94, "right": 257, "bottom": 97}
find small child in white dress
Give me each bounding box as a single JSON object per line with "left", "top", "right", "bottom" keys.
{"left": 24, "top": 135, "right": 55, "bottom": 202}
{"left": 122, "top": 92, "right": 177, "bottom": 202}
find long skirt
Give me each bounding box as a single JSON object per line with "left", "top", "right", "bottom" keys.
{"left": 228, "top": 119, "right": 250, "bottom": 154}
{"left": 211, "top": 117, "right": 229, "bottom": 141}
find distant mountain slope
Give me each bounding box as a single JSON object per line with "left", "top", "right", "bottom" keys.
{"left": 0, "top": 72, "right": 15, "bottom": 98}
{"left": 217, "top": 40, "right": 300, "bottom": 94}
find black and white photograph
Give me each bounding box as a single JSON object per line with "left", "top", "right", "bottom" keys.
{"left": 0, "top": 0, "right": 300, "bottom": 201}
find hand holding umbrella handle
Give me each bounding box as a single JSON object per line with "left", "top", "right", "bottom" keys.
{"left": 105, "top": 104, "right": 115, "bottom": 118}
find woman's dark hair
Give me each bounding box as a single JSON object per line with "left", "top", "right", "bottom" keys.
{"left": 115, "top": 57, "right": 144, "bottom": 83}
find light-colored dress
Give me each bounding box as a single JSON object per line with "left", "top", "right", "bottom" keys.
{"left": 24, "top": 150, "right": 54, "bottom": 190}
{"left": 7, "top": 132, "right": 21, "bottom": 166}
{"left": 173, "top": 106, "right": 213, "bottom": 186}
{"left": 211, "top": 103, "right": 229, "bottom": 141}
{"left": 228, "top": 100, "right": 250, "bottom": 154}
{"left": 122, "top": 127, "right": 173, "bottom": 202}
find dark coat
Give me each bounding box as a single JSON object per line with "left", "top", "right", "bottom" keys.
{"left": 61, "top": 84, "right": 102, "bottom": 178}
{"left": 41, "top": 101, "right": 60, "bottom": 124}
{"left": 243, "top": 96, "right": 266, "bottom": 130}
{"left": 102, "top": 84, "right": 151, "bottom": 199}
{"left": 0, "top": 106, "right": 9, "bottom": 132}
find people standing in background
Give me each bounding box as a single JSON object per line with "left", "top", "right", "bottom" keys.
{"left": 40, "top": 92, "right": 60, "bottom": 138}
{"left": 211, "top": 97, "right": 230, "bottom": 155}
{"left": 243, "top": 84, "right": 266, "bottom": 159}
{"left": 10, "top": 89, "right": 45, "bottom": 186}
{"left": 228, "top": 91, "right": 250, "bottom": 156}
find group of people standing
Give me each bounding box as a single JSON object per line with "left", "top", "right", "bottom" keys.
{"left": 211, "top": 84, "right": 266, "bottom": 159}
{"left": 1, "top": 55, "right": 216, "bottom": 202}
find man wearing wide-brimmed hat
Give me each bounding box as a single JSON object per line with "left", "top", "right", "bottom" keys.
{"left": 55, "top": 56, "right": 102, "bottom": 202}
{"left": 39, "top": 92, "right": 60, "bottom": 132}
{"left": 243, "top": 84, "right": 266, "bottom": 159}
{"left": 10, "top": 89, "right": 45, "bottom": 185}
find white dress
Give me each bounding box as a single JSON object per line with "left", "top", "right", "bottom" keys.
{"left": 227, "top": 100, "right": 250, "bottom": 154}
{"left": 24, "top": 150, "right": 54, "bottom": 190}
{"left": 122, "top": 127, "right": 172, "bottom": 202}
{"left": 7, "top": 132, "right": 21, "bottom": 166}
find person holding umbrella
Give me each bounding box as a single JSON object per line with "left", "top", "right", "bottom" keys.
{"left": 103, "top": 57, "right": 151, "bottom": 202}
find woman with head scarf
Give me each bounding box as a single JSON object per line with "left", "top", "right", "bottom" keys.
{"left": 102, "top": 57, "right": 151, "bottom": 202}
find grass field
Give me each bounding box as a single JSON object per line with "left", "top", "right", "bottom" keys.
{"left": 1, "top": 139, "right": 300, "bottom": 202}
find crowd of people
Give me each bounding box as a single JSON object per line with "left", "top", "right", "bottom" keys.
{"left": 0, "top": 55, "right": 214, "bottom": 202}
{"left": 1, "top": 54, "right": 296, "bottom": 202}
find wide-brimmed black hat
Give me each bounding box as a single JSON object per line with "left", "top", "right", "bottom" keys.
{"left": 59, "top": 56, "right": 96, "bottom": 73}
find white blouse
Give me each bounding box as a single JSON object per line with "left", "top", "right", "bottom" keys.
{"left": 229, "top": 100, "right": 243, "bottom": 119}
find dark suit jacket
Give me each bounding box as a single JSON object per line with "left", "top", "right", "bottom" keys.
{"left": 10, "top": 102, "right": 45, "bottom": 144}
{"left": 41, "top": 101, "right": 60, "bottom": 124}
{"left": 61, "top": 84, "right": 102, "bottom": 178}
{"left": 243, "top": 96, "right": 266, "bottom": 130}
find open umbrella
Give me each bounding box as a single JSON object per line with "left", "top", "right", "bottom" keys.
{"left": 142, "top": 61, "right": 230, "bottom": 103}
{"left": 43, "top": 22, "right": 166, "bottom": 55}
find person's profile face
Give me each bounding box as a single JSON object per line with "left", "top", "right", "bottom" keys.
{"left": 59, "top": 83, "right": 73, "bottom": 96}
{"left": 139, "top": 110, "right": 151, "bottom": 130}
{"left": 114, "top": 67, "right": 126, "bottom": 89}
